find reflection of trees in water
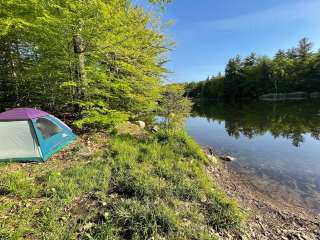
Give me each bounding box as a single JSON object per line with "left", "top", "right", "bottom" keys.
{"left": 192, "top": 100, "right": 320, "bottom": 147}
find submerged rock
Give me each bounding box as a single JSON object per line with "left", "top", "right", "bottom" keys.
{"left": 221, "top": 155, "right": 237, "bottom": 162}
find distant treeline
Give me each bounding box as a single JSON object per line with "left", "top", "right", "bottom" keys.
{"left": 185, "top": 38, "right": 320, "bottom": 100}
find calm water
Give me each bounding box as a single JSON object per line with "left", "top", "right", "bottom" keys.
{"left": 186, "top": 100, "right": 320, "bottom": 212}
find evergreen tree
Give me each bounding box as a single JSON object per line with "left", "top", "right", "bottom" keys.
{"left": 243, "top": 52, "right": 257, "bottom": 67}
{"left": 186, "top": 38, "right": 320, "bottom": 101}
{"left": 297, "top": 38, "right": 313, "bottom": 60}
{"left": 286, "top": 47, "right": 298, "bottom": 59}
{"left": 224, "top": 55, "right": 242, "bottom": 99}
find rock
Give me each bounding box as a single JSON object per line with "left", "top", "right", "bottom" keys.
{"left": 135, "top": 121, "right": 146, "bottom": 129}
{"left": 221, "top": 155, "right": 236, "bottom": 161}
{"left": 203, "top": 146, "right": 216, "bottom": 156}
{"left": 207, "top": 154, "right": 218, "bottom": 164}
{"left": 150, "top": 125, "right": 160, "bottom": 133}
{"left": 203, "top": 147, "right": 219, "bottom": 163}
{"left": 208, "top": 147, "right": 215, "bottom": 156}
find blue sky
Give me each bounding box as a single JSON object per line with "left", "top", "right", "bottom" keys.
{"left": 138, "top": 0, "right": 320, "bottom": 83}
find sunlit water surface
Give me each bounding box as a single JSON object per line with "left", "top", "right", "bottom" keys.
{"left": 186, "top": 100, "right": 320, "bottom": 212}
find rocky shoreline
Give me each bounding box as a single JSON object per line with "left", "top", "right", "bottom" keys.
{"left": 206, "top": 156, "right": 320, "bottom": 240}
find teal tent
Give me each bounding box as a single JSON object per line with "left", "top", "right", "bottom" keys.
{"left": 0, "top": 108, "right": 76, "bottom": 162}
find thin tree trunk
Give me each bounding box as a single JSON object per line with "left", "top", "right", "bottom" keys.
{"left": 73, "top": 33, "right": 86, "bottom": 99}
{"left": 73, "top": 33, "right": 86, "bottom": 114}
{"left": 9, "top": 40, "right": 19, "bottom": 105}
{"left": 274, "top": 78, "right": 278, "bottom": 97}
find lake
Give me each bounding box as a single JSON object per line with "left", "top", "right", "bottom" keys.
{"left": 186, "top": 100, "right": 320, "bottom": 212}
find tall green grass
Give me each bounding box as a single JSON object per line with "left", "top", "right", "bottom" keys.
{"left": 0, "top": 130, "right": 243, "bottom": 239}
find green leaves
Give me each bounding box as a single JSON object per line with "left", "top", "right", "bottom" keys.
{"left": 74, "top": 109, "right": 129, "bottom": 130}
{"left": 0, "top": 0, "right": 170, "bottom": 129}
{"left": 159, "top": 84, "right": 193, "bottom": 130}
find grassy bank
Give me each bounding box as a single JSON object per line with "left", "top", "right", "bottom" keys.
{"left": 0, "top": 129, "right": 243, "bottom": 239}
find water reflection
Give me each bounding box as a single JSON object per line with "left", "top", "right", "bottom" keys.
{"left": 187, "top": 100, "right": 320, "bottom": 212}
{"left": 192, "top": 100, "right": 320, "bottom": 147}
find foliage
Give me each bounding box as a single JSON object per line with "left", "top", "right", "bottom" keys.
{"left": 0, "top": 131, "right": 243, "bottom": 239}
{"left": 0, "top": 0, "right": 170, "bottom": 129}
{"left": 159, "top": 84, "right": 193, "bottom": 129}
{"left": 186, "top": 38, "right": 320, "bottom": 100}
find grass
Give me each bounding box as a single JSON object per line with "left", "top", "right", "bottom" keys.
{"left": 0, "top": 129, "right": 244, "bottom": 240}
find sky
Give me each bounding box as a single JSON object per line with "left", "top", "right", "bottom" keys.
{"left": 137, "top": 0, "right": 320, "bottom": 83}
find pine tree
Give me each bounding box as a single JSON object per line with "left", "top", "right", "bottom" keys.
{"left": 224, "top": 55, "right": 242, "bottom": 99}
{"left": 297, "top": 38, "right": 313, "bottom": 60}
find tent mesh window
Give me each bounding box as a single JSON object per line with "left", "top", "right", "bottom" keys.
{"left": 36, "top": 118, "right": 63, "bottom": 139}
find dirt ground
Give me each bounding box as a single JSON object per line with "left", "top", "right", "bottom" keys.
{"left": 207, "top": 160, "right": 320, "bottom": 240}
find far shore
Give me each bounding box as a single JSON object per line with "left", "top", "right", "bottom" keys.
{"left": 189, "top": 91, "right": 320, "bottom": 103}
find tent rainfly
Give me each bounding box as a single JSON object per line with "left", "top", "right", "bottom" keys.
{"left": 0, "top": 108, "right": 76, "bottom": 162}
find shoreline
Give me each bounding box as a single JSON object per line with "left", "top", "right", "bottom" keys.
{"left": 207, "top": 158, "right": 320, "bottom": 239}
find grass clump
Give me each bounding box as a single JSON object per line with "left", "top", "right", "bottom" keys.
{"left": 90, "top": 199, "right": 178, "bottom": 240}
{"left": 40, "top": 160, "right": 111, "bottom": 204}
{"left": 0, "top": 130, "right": 243, "bottom": 239}
{"left": 0, "top": 171, "right": 40, "bottom": 198}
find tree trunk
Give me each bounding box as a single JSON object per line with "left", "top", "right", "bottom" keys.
{"left": 73, "top": 33, "right": 86, "bottom": 99}
{"left": 8, "top": 39, "right": 19, "bottom": 106}
{"left": 73, "top": 33, "right": 86, "bottom": 114}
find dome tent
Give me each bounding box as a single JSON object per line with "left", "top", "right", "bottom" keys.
{"left": 0, "top": 108, "right": 76, "bottom": 162}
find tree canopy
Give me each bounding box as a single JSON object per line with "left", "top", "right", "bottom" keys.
{"left": 0, "top": 0, "right": 171, "bottom": 129}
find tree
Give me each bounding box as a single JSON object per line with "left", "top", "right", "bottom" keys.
{"left": 306, "top": 52, "right": 320, "bottom": 91}
{"left": 0, "top": 0, "right": 40, "bottom": 108}
{"left": 159, "top": 84, "right": 192, "bottom": 130}
{"left": 256, "top": 57, "right": 273, "bottom": 94}
{"left": 243, "top": 52, "right": 257, "bottom": 67}
{"left": 224, "top": 55, "right": 242, "bottom": 99}
{"left": 297, "top": 38, "right": 313, "bottom": 60}
{"left": 272, "top": 51, "right": 293, "bottom": 93}
{"left": 286, "top": 48, "right": 298, "bottom": 59}
{"left": 0, "top": 0, "right": 171, "bottom": 129}
{"left": 275, "top": 50, "right": 286, "bottom": 59}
